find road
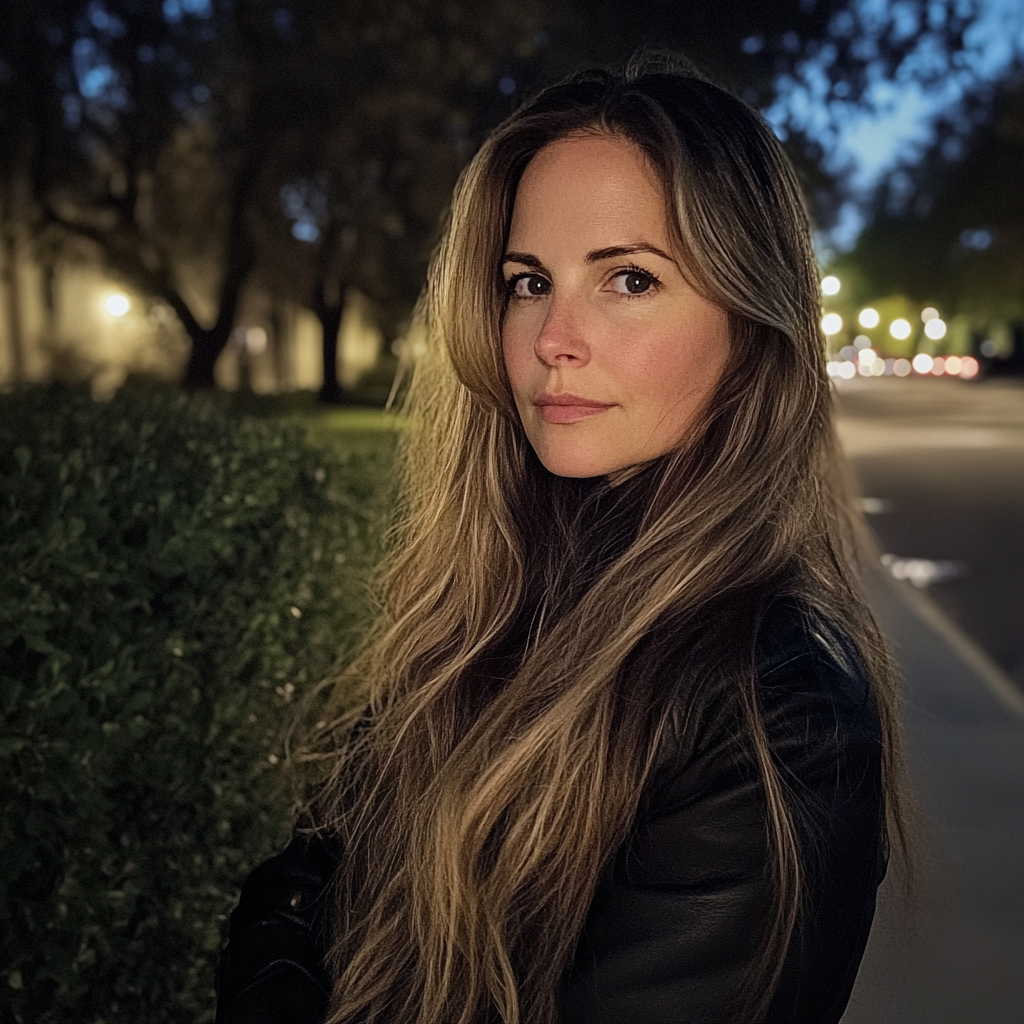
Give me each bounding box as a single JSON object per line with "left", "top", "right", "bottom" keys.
{"left": 836, "top": 375, "right": 1024, "bottom": 690}
{"left": 834, "top": 375, "right": 1024, "bottom": 1023}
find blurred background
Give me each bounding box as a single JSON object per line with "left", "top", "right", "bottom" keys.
{"left": 2, "top": 2, "right": 1024, "bottom": 1022}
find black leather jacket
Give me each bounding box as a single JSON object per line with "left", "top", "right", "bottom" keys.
{"left": 216, "top": 598, "right": 886, "bottom": 1023}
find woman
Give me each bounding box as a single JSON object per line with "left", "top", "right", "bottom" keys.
{"left": 216, "top": 57, "right": 909, "bottom": 1024}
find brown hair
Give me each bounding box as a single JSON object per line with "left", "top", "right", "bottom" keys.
{"left": 307, "top": 57, "right": 910, "bottom": 1024}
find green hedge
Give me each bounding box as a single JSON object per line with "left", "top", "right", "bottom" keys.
{"left": 0, "top": 387, "right": 395, "bottom": 1023}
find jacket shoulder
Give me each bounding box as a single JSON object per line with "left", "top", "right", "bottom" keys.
{"left": 754, "top": 594, "right": 874, "bottom": 715}
{"left": 215, "top": 833, "right": 338, "bottom": 1024}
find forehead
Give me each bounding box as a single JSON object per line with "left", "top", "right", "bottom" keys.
{"left": 508, "top": 134, "right": 671, "bottom": 249}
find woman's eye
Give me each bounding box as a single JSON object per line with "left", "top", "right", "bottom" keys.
{"left": 611, "top": 269, "right": 657, "bottom": 295}
{"left": 509, "top": 274, "right": 551, "bottom": 298}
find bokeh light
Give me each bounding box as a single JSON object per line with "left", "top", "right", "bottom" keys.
{"left": 826, "top": 360, "right": 857, "bottom": 380}
{"left": 890, "top": 318, "right": 912, "bottom": 340}
{"left": 104, "top": 293, "right": 130, "bottom": 317}
{"left": 858, "top": 307, "right": 880, "bottom": 328}
{"left": 921, "top": 307, "right": 939, "bottom": 322}
{"left": 822, "top": 312, "right": 843, "bottom": 335}
{"left": 924, "top": 317, "right": 947, "bottom": 340}
{"left": 912, "top": 353, "right": 933, "bottom": 373}
{"left": 245, "top": 327, "right": 268, "bottom": 354}
{"left": 821, "top": 275, "right": 841, "bottom": 296}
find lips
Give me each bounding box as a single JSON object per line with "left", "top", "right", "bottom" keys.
{"left": 534, "top": 392, "right": 615, "bottom": 424}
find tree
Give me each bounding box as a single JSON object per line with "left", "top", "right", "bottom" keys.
{"left": 0, "top": 0, "right": 64, "bottom": 384}
{"left": 541, "top": 0, "right": 979, "bottom": 234}
{"left": 3, "top": 0, "right": 999, "bottom": 391}
{"left": 12, "top": 1, "right": 305, "bottom": 389}
{"left": 835, "top": 67, "right": 1024, "bottom": 372}
{"left": 850, "top": 71, "right": 1024, "bottom": 316}
{"left": 255, "top": 0, "right": 548, "bottom": 402}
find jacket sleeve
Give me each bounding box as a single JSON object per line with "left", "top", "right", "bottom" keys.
{"left": 215, "top": 833, "right": 336, "bottom": 1024}
{"left": 558, "top": 603, "right": 887, "bottom": 1024}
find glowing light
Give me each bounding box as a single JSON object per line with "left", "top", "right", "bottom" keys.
{"left": 829, "top": 361, "right": 857, "bottom": 380}
{"left": 921, "top": 307, "right": 939, "bottom": 323}
{"left": 858, "top": 497, "right": 892, "bottom": 514}
{"left": 912, "top": 353, "right": 933, "bottom": 374}
{"left": 945, "top": 356, "right": 963, "bottom": 375}
{"left": 104, "top": 293, "right": 130, "bottom": 317}
{"left": 931, "top": 356, "right": 946, "bottom": 375}
{"left": 960, "top": 356, "right": 979, "bottom": 379}
{"left": 821, "top": 275, "right": 841, "bottom": 296}
{"left": 854, "top": 335, "right": 871, "bottom": 350}
{"left": 245, "top": 327, "right": 268, "bottom": 354}
{"left": 890, "top": 318, "right": 912, "bottom": 340}
{"left": 870, "top": 358, "right": 885, "bottom": 376}
{"left": 857, "top": 347, "right": 876, "bottom": 366}
{"left": 821, "top": 312, "right": 843, "bottom": 335}
{"left": 894, "top": 358, "right": 911, "bottom": 377}
{"left": 881, "top": 553, "right": 964, "bottom": 588}
{"left": 858, "top": 307, "right": 880, "bottom": 328}
{"left": 924, "top": 317, "right": 947, "bottom": 340}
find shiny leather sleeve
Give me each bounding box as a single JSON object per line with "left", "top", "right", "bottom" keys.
{"left": 214, "top": 834, "right": 335, "bottom": 1024}
{"left": 557, "top": 600, "right": 887, "bottom": 1024}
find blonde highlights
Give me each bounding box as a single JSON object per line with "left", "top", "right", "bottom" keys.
{"left": 309, "top": 62, "right": 909, "bottom": 1024}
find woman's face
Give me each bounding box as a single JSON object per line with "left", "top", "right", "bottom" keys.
{"left": 501, "top": 133, "right": 731, "bottom": 479}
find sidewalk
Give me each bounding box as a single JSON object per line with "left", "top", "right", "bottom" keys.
{"left": 842, "top": 565, "right": 1024, "bottom": 1023}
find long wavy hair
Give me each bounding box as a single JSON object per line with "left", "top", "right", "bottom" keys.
{"left": 308, "top": 58, "right": 909, "bottom": 1024}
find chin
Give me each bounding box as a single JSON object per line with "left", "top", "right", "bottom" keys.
{"left": 534, "top": 445, "right": 626, "bottom": 480}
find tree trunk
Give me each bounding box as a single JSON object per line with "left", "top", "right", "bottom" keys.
{"left": 0, "top": 219, "right": 26, "bottom": 385}
{"left": 178, "top": 232, "right": 254, "bottom": 390}
{"left": 1009, "top": 324, "right": 1024, "bottom": 375}
{"left": 178, "top": 141, "right": 261, "bottom": 390}
{"left": 40, "top": 257, "right": 58, "bottom": 343}
{"left": 317, "top": 300, "right": 345, "bottom": 405}
{"left": 181, "top": 323, "right": 236, "bottom": 390}
{"left": 269, "top": 299, "right": 288, "bottom": 392}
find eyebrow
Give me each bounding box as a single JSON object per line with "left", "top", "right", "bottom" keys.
{"left": 585, "top": 243, "right": 677, "bottom": 265}
{"left": 502, "top": 251, "right": 545, "bottom": 269}
{"left": 501, "top": 243, "right": 677, "bottom": 268}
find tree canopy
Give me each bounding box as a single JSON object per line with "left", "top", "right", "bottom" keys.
{"left": 849, "top": 71, "right": 1024, "bottom": 323}
{"left": 0, "top": 0, "right": 1012, "bottom": 390}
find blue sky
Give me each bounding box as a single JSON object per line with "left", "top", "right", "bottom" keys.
{"left": 766, "top": 0, "right": 1024, "bottom": 253}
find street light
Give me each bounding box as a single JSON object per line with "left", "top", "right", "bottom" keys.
{"left": 821, "top": 312, "right": 843, "bottom": 335}
{"left": 890, "top": 318, "right": 912, "bottom": 340}
{"left": 104, "top": 293, "right": 130, "bottom": 317}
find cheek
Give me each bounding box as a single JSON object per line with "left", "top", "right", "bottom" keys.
{"left": 501, "top": 316, "right": 534, "bottom": 394}
{"left": 623, "top": 314, "right": 730, "bottom": 418}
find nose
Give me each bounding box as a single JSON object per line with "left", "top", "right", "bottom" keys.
{"left": 534, "top": 297, "right": 590, "bottom": 367}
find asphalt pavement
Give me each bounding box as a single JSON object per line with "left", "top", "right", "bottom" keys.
{"left": 837, "top": 376, "right": 1024, "bottom": 688}
{"left": 834, "top": 377, "right": 1024, "bottom": 1023}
